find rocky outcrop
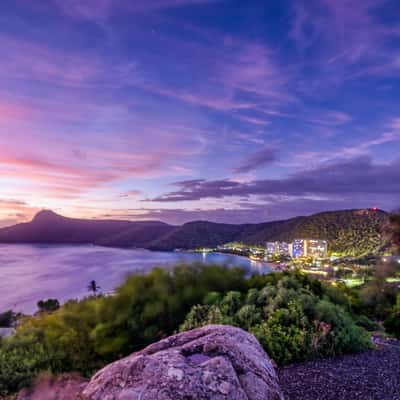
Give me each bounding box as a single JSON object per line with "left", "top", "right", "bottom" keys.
{"left": 82, "top": 324, "right": 284, "bottom": 400}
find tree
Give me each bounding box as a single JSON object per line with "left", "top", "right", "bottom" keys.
{"left": 0, "top": 310, "right": 17, "bottom": 327}
{"left": 88, "top": 280, "right": 101, "bottom": 294}
{"left": 384, "top": 294, "right": 400, "bottom": 338}
{"left": 37, "top": 299, "right": 60, "bottom": 313}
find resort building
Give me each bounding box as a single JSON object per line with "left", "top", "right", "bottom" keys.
{"left": 266, "top": 241, "right": 290, "bottom": 256}
{"left": 290, "top": 239, "right": 328, "bottom": 259}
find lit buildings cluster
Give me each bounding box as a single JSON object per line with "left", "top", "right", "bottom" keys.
{"left": 266, "top": 239, "right": 328, "bottom": 259}
{"left": 266, "top": 241, "right": 289, "bottom": 256}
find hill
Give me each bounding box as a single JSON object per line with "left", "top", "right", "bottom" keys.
{"left": 0, "top": 209, "right": 389, "bottom": 256}
{"left": 238, "top": 209, "right": 387, "bottom": 256}
{"left": 0, "top": 210, "right": 174, "bottom": 247}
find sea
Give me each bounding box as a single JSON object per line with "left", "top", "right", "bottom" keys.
{"left": 0, "top": 244, "right": 271, "bottom": 314}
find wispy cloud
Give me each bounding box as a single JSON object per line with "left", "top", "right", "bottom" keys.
{"left": 52, "top": 0, "right": 220, "bottom": 21}
{"left": 291, "top": 0, "right": 400, "bottom": 85}
{"left": 234, "top": 146, "right": 277, "bottom": 174}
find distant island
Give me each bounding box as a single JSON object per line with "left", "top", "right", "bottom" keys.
{"left": 0, "top": 208, "right": 388, "bottom": 257}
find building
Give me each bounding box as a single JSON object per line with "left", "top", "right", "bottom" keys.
{"left": 290, "top": 239, "right": 328, "bottom": 258}
{"left": 291, "top": 239, "right": 306, "bottom": 258}
{"left": 266, "top": 241, "right": 290, "bottom": 256}
{"left": 279, "top": 242, "right": 290, "bottom": 256}
{"left": 306, "top": 239, "right": 328, "bottom": 258}
{"left": 266, "top": 241, "right": 279, "bottom": 255}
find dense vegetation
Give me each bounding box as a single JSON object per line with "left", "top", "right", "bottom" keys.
{"left": 240, "top": 209, "right": 387, "bottom": 256}
{"left": 0, "top": 264, "right": 374, "bottom": 395}
{"left": 181, "top": 274, "right": 370, "bottom": 365}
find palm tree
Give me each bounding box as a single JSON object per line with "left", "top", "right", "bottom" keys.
{"left": 88, "top": 280, "right": 101, "bottom": 294}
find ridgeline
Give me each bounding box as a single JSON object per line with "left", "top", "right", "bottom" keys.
{"left": 0, "top": 208, "right": 388, "bottom": 257}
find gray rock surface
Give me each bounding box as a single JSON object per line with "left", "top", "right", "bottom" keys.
{"left": 83, "top": 324, "right": 284, "bottom": 400}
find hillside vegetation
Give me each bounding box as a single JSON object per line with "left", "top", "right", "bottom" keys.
{"left": 240, "top": 209, "right": 387, "bottom": 256}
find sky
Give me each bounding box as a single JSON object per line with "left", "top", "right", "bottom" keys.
{"left": 0, "top": 0, "right": 400, "bottom": 227}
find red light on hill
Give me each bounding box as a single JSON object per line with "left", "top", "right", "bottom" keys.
{"left": 372, "top": 207, "right": 378, "bottom": 211}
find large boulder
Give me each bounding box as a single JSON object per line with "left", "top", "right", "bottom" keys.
{"left": 83, "top": 324, "right": 284, "bottom": 400}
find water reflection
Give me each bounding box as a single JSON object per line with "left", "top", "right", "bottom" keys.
{"left": 0, "top": 244, "right": 272, "bottom": 314}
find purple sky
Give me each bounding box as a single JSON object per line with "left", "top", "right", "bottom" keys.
{"left": 0, "top": 0, "right": 400, "bottom": 226}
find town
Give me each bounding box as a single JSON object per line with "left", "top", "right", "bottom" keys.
{"left": 193, "top": 238, "right": 400, "bottom": 288}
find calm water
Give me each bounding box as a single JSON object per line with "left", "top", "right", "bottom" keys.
{"left": 0, "top": 244, "right": 271, "bottom": 314}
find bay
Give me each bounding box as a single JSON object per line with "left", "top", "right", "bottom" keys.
{"left": 0, "top": 244, "right": 271, "bottom": 314}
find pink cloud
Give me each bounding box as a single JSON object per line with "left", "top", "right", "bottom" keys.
{"left": 0, "top": 199, "right": 40, "bottom": 227}
{"left": 0, "top": 34, "right": 138, "bottom": 89}
{"left": 0, "top": 102, "right": 32, "bottom": 122}
{"left": 236, "top": 115, "right": 271, "bottom": 126}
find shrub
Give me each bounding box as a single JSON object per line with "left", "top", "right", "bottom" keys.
{"left": 37, "top": 299, "right": 60, "bottom": 313}
{"left": 384, "top": 294, "right": 400, "bottom": 338}
{"left": 180, "top": 275, "right": 371, "bottom": 365}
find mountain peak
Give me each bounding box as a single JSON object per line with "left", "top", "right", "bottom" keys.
{"left": 32, "top": 210, "right": 62, "bottom": 223}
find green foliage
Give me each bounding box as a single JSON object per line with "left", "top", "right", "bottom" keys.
{"left": 384, "top": 294, "right": 400, "bottom": 338}
{"left": 0, "top": 336, "right": 55, "bottom": 394}
{"left": 355, "top": 315, "right": 380, "bottom": 332}
{"left": 37, "top": 299, "right": 60, "bottom": 313}
{"left": 180, "top": 274, "right": 371, "bottom": 365}
{"left": 357, "top": 261, "right": 399, "bottom": 318}
{"left": 252, "top": 303, "right": 310, "bottom": 365}
{"left": 93, "top": 264, "right": 246, "bottom": 357}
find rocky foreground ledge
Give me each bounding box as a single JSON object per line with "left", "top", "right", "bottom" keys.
{"left": 16, "top": 325, "right": 284, "bottom": 400}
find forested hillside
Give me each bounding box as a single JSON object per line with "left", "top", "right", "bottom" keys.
{"left": 240, "top": 209, "right": 387, "bottom": 256}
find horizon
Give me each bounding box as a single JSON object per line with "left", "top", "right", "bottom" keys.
{"left": 1, "top": 0, "right": 400, "bottom": 227}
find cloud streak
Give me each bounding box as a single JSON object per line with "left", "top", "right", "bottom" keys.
{"left": 234, "top": 147, "right": 277, "bottom": 173}
{"left": 151, "top": 156, "right": 400, "bottom": 202}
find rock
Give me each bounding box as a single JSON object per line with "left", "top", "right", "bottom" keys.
{"left": 82, "top": 324, "right": 284, "bottom": 400}
{"left": 16, "top": 373, "right": 87, "bottom": 400}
